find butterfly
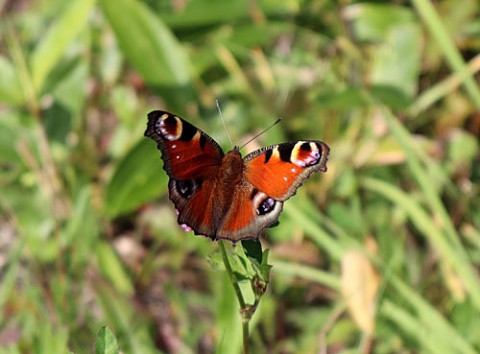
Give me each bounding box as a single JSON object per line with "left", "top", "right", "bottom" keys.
{"left": 145, "top": 110, "right": 330, "bottom": 242}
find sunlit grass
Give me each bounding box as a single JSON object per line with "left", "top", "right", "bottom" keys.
{"left": 0, "top": 1, "right": 479, "bottom": 353}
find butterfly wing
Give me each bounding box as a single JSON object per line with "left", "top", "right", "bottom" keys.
{"left": 146, "top": 111, "right": 330, "bottom": 242}
{"left": 215, "top": 181, "right": 284, "bottom": 241}
{"left": 244, "top": 140, "right": 330, "bottom": 200}
{"left": 215, "top": 140, "right": 330, "bottom": 242}
{"left": 145, "top": 110, "right": 224, "bottom": 237}
{"left": 145, "top": 110, "right": 224, "bottom": 179}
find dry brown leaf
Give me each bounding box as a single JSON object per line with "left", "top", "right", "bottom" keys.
{"left": 341, "top": 250, "right": 380, "bottom": 334}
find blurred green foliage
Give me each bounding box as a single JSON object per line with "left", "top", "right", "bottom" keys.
{"left": 0, "top": 0, "right": 480, "bottom": 353}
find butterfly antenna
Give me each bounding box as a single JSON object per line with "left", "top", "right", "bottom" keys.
{"left": 239, "top": 117, "right": 282, "bottom": 150}
{"left": 216, "top": 100, "right": 235, "bottom": 147}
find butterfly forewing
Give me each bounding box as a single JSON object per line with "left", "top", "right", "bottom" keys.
{"left": 244, "top": 141, "right": 330, "bottom": 201}
{"left": 145, "top": 111, "right": 224, "bottom": 180}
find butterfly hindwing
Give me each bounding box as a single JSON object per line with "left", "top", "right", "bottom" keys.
{"left": 168, "top": 178, "right": 217, "bottom": 237}
{"left": 216, "top": 181, "right": 284, "bottom": 241}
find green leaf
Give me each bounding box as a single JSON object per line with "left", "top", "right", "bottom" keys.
{"left": 347, "top": 3, "right": 416, "bottom": 41}
{"left": 240, "top": 240, "right": 272, "bottom": 292}
{"left": 370, "top": 23, "right": 422, "bottom": 99}
{"left": 105, "top": 139, "right": 167, "bottom": 217}
{"left": 316, "top": 87, "right": 366, "bottom": 109}
{"left": 0, "top": 55, "right": 23, "bottom": 105}
{"left": 163, "top": 0, "right": 298, "bottom": 28}
{"left": 30, "top": 0, "right": 94, "bottom": 91}
{"left": 370, "top": 84, "right": 411, "bottom": 109}
{"left": 241, "top": 239, "right": 263, "bottom": 266}
{"left": 95, "top": 326, "right": 119, "bottom": 354}
{"left": 259, "top": 249, "right": 272, "bottom": 282}
{"left": 347, "top": 4, "right": 422, "bottom": 99}
{"left": 99, "top": 0, "right": 191, "bottom": 88}
{"left": 49, "top": 57, "right": 89, "bottom": 115}
{"left": 232, "top": 271, "right": 250, "bottom": 282}
{"left": 207, "top": 251, "right": 226, "bottom": 271}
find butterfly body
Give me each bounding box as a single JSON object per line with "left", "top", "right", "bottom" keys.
{"left": 145, "top": 110, "right": 330, "bottom": 242}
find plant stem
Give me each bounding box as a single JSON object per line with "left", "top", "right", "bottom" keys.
{"left": 218, "top": 241, "right": 249, "bottom": 353}
{"left": 242, "top": 320, "right": 249, "bottom": 354}
{"left": 218, "top": 241, "right": 246, "bottom": 308}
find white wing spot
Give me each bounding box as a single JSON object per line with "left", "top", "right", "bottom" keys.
{"left": 181, "top": 223, "right": 192, "bottom": 232}
{"left": 291, "top": 168, "right": 297, "bottom": 173}
{"left": 176, "top": 155, "right": 180, "bottom": 159}
{"left": 293, "top": 160, "right": 306, "bottom": 167}
{"left": 283, "top": 176, "right": 288, "bottom": 182}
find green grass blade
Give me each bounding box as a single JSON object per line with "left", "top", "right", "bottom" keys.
{"left": 272, "top": 260, "right": 340, "bottom": 290}
{"left": 408, "top": 55, "right": 480, "bottom": 116}
{"left": 363, "top": 177, "right": 480, "bottom": 310}
{"left": 411, "top": 0, "right": 480, "bottom": 109}
{"left": 385, "top": 277, "right": 478, "bottom": 354}
{"left": 0, "top": 241, "right": 23, "bottom": 324}
{"left": 95, "top": 283, "right": 158, "bottom": 354}
{"left": 380, "top": 108, "right": 459, "bottom": 247}
{"left": 381, "top": 299, "right": 475, "bottom": 354}
{"left": 284, "top": 200, "right": 345, "bottom": 261}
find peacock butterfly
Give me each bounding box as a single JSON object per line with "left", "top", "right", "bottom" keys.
{"left": 145, "top": 110, "right": 330, "bottom": 242}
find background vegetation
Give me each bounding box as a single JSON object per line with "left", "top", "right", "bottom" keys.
{"left": 1, "top": 0, "right": 479, "bottom": 353}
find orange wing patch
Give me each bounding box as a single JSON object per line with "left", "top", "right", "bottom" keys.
{"left": 244, "top": 141, "right": 329, "bottom": 201}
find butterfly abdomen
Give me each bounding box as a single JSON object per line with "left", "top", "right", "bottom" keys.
{"left": 211, "top": 150, "right": 244, "bottom": 228}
